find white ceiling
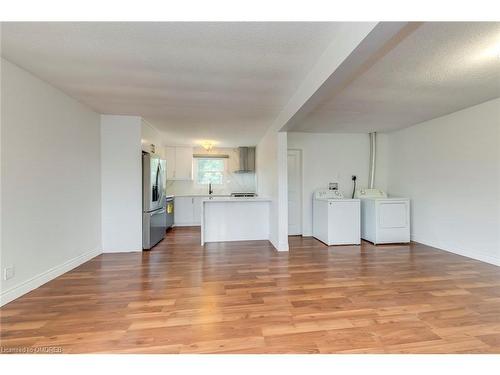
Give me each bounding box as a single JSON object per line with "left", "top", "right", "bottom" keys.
{"left": 290, "top": 22, "right": 500, "bottom": 133}
{"left": 1, "top": 22, "right": 344, "bottom": 146}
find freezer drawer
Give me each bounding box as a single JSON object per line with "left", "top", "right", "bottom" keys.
{"left": 143, "top": 208, "right": 166, "bottom": 250}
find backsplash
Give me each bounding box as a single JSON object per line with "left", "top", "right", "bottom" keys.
{"left": 166, "top": 147, "right": 256, "bottom": 196}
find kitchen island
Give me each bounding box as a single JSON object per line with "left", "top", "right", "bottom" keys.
{"left": 201, "top": 197, "right": 271, "bottom": 245}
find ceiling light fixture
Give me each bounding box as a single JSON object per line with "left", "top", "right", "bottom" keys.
{"left": 201, "top": 141, "right": 214, "bottom": 152}
{"left": 479, "top": 40, "right": 500, "bottom": 60}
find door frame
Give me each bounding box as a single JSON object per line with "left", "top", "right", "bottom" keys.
{"left": 287, "top": 148, "right": 303, "bottom": 236}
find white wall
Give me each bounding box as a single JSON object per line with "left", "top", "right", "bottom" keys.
{"left": 101, "top": 115, "right": 142, "bottom": 253}
{"left": 382, "top": 98, "right": 500, "bottom": 266}
{"left": 1, "top": 59, "right": 101, "bottom": 306}
{"left": 253, "top": 24, "right": 380, "bottom": 251}
{"left": 257, "top": 130, "right": 288, "bottom": 251}
{"left": 166, "top": 146, "right": 256, "bottom": 196}
{"left": 288, "top": 132, "right": 385, "bottom": 236}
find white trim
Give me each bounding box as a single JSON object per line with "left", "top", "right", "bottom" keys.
{"left": 0, "top": 248, "right": 102, "bottom": 307}
{"left": 270, "top": 238, "right": 289, "bottom": 252}
{"left": 101, "top": 248, "right": 142, "bottom": 253}
{"left": 287, "top": 148, "right": 303, "bottom": 236}
{"left": 412, "top": 236, "right": 500, "bottom": 267}
{"left": 276, "top": 132, "right": 289, "bottom": 251}
{"left": 276, "top": 241, "right": 290, "bottom": 252}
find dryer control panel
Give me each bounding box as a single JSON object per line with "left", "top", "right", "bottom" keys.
{"left": 355, "top": 189, "right": 387, "bottom": 198}
{"left": 314, "top": 189, "right": 344, "bottom": 199}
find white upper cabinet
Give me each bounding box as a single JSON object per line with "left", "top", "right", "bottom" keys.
{"left": 165, "top": 146, "right": 193, "bottom": 180}
{"left": 141, "top": 120, "right": 165, "bottom": 158}
{"left": 174, "top": 147, "right": 194, "bottom": 180}
{"left": 165, "top": 147, "right": 176, "bottom": 180}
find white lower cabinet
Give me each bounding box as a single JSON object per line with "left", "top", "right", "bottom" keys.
{"left": 174, "top": 197, "right": 194, "bottom": 226}
{"left": 174, "top": 196, "right": 203, "bottom": 226}
{"left": 192, "top": 197, "right": 203, "bottom": 225}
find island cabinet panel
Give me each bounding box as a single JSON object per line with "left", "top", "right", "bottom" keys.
{"left": 192, "top": 197, "right": 204, "bottom": 225}
{"left": 201, "top": 199, "right": 271, "bottom": 245}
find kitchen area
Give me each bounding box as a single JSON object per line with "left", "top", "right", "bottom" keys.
{"left": 141, "top": 122, "right": 269, "bottom": 250}
{"left": 167, "top": 146, "right": 257, "bottom": 224}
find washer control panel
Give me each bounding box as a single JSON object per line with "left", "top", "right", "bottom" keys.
{"left": 315, "top": 189, "right": 344, "bottom": 199}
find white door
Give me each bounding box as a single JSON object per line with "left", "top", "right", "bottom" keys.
{"left": 287, "top": 149, "right": 302, "bottom": 235}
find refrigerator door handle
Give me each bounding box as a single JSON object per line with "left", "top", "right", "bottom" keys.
{"left": 150, "top": 208, "right": 166, "bottom": 216}
{"left": 159, "top": 159, "right": 166, "bottom": 206}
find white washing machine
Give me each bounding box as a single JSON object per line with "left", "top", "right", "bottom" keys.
{"left": 312, "top": 189, "right": 360, "bottom": 245}
{"left": 355, "top": 189, "right": 410, "bottom": 244}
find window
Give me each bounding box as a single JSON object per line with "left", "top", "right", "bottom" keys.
{"left": 196, "top": 158, "right": 225, "bottom": 185}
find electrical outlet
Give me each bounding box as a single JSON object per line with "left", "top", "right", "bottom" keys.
{"left": 4, "top": 266, "right": 15, "bottom": 281}
{"left": 329, "top": 182, "right": 338, "bottom": 190}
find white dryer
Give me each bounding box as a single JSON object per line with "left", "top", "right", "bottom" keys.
{"left": 312, "top": 189, "right": 360, "bottom": 245}
{"left": 355, "top": 189, "right": 410, "bottom": 244}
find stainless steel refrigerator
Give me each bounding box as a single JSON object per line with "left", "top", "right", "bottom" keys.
{"left": 142, "top": 152, "right": 167, "bottom": 250}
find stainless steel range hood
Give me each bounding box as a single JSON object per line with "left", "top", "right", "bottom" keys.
{"left": 234, "top": 147, "right": 256, "bottom": 173}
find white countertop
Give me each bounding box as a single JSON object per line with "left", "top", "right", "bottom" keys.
{"left": 202, "top": 197, "right": 271, "bottom": 203}
{"left": 315, "top": 198, "right": 360, "bottom": 202}
{"left": 173, "top": 194, "right": 231, "bottom": 198}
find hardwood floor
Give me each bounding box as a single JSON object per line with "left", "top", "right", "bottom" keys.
{"left": 1, "top": 227, "right": 500, "bottom": 354}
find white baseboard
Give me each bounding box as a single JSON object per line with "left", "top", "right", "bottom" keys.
{"left": 0, "top": 248, "right": 102, "bottom": 307}
{"left": 276, "top": 241, "right": 289, "bottom": 251}
{"left": 102, "top": 248, "right": 142, "bottom": 253}
{"left": 270, "top": 237, "right": 289, "bottom": 252}
{"left": 411, "top": 236, "right": 500, "bottom": 267}
{"left": 173, "top": 223, "right": 201, "bottom": 227}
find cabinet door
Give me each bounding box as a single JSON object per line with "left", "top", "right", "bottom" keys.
{"left": 174, "top": 197, "right": 194, "bottom": 225}
{"left": 192, "top": 197, "right": 203, "bottom": 225}
{"left": 175, "top": 147, "right": 193, "bottom": 180}
{"left": 165, "top": 147, "right": 176, "bottom": 180}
